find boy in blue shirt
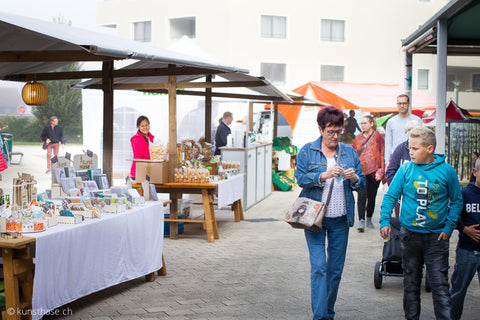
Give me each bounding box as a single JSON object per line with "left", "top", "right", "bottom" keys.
{"left": 379, "top": 127, "right": 463, "bottom": 320}
{"left": 450, "top": 160, "right": 480, "bottom": 320}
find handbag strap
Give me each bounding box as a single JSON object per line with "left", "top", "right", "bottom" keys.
{"left": 358, "top": 132, "right": 375, "bottom": 157}
{"left": 324, "top": 143, "right": 341, "bottom": 208}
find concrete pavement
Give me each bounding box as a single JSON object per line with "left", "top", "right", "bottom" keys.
{"left": 2, "top": 146, "right": 480, "bottom": 319}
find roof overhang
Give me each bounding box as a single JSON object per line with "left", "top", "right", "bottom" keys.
{"left": 402, "top": 0, "right": 480, "bottom": 55}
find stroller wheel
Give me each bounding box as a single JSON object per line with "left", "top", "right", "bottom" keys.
{"left": 374, "top": 261, "right": 383, "bottom": 289}
{"left": 425, "top": 271, "right": 431, "bottom": 292}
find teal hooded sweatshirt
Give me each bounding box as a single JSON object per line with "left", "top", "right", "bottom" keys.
{"left": 380, "top": 154, "right": 463, "bottom": 236}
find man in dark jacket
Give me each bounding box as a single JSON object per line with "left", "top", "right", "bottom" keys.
{"left": 41, "top": 116, "right": 65, "bottom": 173}
{"left": 214, "top": 111, "right": 233, "bottom": 156}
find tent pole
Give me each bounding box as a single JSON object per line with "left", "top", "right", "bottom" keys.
{"left": 168, "top": 75, "right": 177, "bottom": 183}
{"left": 436, "top": 19, "right": 447, "bottom": 154}
{"left": 273, "top": 102, "right": 278, "bottom": 138}
{"left": 102, "top": 60, "right": 114, "bottom": 184}
{"left": 205, "top": 75, "right": 212, "bottom": 143}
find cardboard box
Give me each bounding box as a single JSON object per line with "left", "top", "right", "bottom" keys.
{"left": 134, "top": 160, "right": 169, "bottom": 184}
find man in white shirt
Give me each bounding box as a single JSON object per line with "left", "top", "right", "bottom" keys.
{"left": 384, "top": 94, "right": 422, "bottom": 165}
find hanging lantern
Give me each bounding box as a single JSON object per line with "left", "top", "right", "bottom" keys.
{"left": 22, "top": 81, "right": 49, "bottom": 105}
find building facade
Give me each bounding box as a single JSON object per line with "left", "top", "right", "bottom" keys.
{"left": 97, "top": 0, "right": 451, "bottom": 94}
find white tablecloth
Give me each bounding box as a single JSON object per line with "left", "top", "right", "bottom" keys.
{"left": 29, "top": 201, "right": 164, "bottom": 320}
{"left": 217, "top": 174, "right": 244, "bottom": 208}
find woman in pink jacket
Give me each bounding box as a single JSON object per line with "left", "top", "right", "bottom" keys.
{"left": 130, "top": 116, "right": 154, "bottom": 180}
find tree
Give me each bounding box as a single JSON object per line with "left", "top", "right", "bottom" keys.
{"left": 31, "top": 63, "right": 83, "bottom": 143}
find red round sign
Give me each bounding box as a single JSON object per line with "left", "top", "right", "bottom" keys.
{"left": 17, "top": 106, "right": 26, "bottom": 114}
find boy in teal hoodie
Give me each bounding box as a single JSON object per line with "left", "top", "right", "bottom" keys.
{"left": 380, "top": 127, "right": 463, "bottom": 320}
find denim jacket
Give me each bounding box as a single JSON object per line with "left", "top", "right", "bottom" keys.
{"left": 295, "top": 136, "right": 365, "bottom": 227}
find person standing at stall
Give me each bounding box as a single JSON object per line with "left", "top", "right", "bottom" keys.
{"left": 295, "top": 106, "right": 365, "bottom": 320}
{"left": 130, "top": 115, "right": 154, "bottom": 180}
{"left": 41, "top": 116, "right": 65, "bottom": 173}
{"left": 352, "top": 115, "right": 385, "bottom": 232}
{"left": 214, "top": 111, "right": 233, "bottom": 156}
{"left": 384, "top": 94, "right": 422, "bottom": 166}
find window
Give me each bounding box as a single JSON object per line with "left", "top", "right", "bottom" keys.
{"left": 473, "top": 74, "right": 480, "bottom": 92}
{"left": 170, "top": 17, "right": 196, "bottom": 39}
{"left": 320, "top": 65, "right": 344, "bottom": 81}
{"left": 261, "top": 15, "right": 286, "bottom": 39}
{"left": 260, "top": 63, "right": 286, "bottom": 85}
{"left": 321, "top": 19, "right": 345, "bottom": 42}
{"left": 417, "top": 69, "right": 429, "bottom": 90}
{"left": 134, "top": 21, "right": 151, "bottom": 42}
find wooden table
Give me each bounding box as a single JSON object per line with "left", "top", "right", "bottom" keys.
{"left": 0, "top": 235, "right": 36, "bottom": 320}
{"left": 134, "top": 182, "right": 244, "bottom": 243}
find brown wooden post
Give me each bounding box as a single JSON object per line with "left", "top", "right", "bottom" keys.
{"left": 168, "top": 75, "right": 177, "bottom": 183}
{"left": 248, "top": 101, "right": 254, "bottom": 131}
{"left": 205, "top": 75, "right": 212, "bottom": 143}
{"left": 102, "top": 61, "right": 114, "bottom": 183}
{"left": 273, "top": 102, "right": 279, "bottom": 138}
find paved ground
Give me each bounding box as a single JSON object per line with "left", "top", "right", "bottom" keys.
{"left": 2, "top": 146, "right": 480, "bottom": 319}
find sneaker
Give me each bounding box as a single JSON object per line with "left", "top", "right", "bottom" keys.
{"left": 357, "top": 219, "right": 365, "bottom": 232}
{"left": 367, "top": 218, "right": 375, "bottom": 228}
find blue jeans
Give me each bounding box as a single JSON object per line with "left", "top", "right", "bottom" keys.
{"left": 400, "top": 227, "right": 451, "bottom": 320}
{"left": 450, "top": 246, "right": 480, "bottom": 320}
{"left": 305, "top": 216, "right": 349, "bottom": 320}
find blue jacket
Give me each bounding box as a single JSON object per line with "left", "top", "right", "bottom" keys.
{"left": 380, "top": 154, "right": 463, "bottom": 236}
{"left": 295, "top": 137, "right": 365, "bottom": 227}
{"left": 457, "top": 182, "right": 480, "bottom": 251}
{"left": 386, "top": 140, "right": 410, "bottom": 185}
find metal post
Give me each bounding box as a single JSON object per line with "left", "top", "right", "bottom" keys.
{"left": 436, "top": 19, "right": 447, "bottom": 154}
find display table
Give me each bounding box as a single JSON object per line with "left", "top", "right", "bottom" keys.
{"left": 0, "top": 236, "right": 36, "bottom": 320}
{"left": 134, "top": 174, "right": 244, "bottom": 243}
{"left": 24, "top": 201, "right": 165, "bottom": 320}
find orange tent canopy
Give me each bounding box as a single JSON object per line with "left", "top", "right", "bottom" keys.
{"left": 307, "top": 81, "right": 436, "bottom": 112}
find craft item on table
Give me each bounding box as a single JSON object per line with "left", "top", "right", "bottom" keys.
{"left": 75, "top": 170, "right": 90, "bottom": 181}
{"left": 73, "top": 150, "right": 98, "bottom": 170}
{"left": 60, "top": 177, "right": 77, "bottom": 195}
{"left": 37, "top": 192, "right": 49, "bottom": 202}
{"left": 53, "top": 167, "right": 66, "bottom": 184}
{"left": 149, "top": 184, "right": 158, "bottom": 201}
{"left": 63, "top": 166, "right": 75, "bottom": 178}
{"left": 74, "top": 177, "right": 83, "bottom": 189}
{"left": 103, "top": 197, "right": 127, "bottom": 213}
{"left": 68, "top": 188, "right": 81, "bottom": 197}
{"left": 50, "top": 185, "right": 67, "bottom": 198}
{"left": 65, "top": 197, "right": 81, "bottom": 204}
{"left": 82, "top": 180, "right": 98, "bottom": 193}
{"left": 56, "top": 210, "right": 83, "bottom": 224}
{"left": 126, "top": 176, "right": 133, "bottom": 189}
{"left": 111, "top": 186, "right": 128, "bottom": 197}
{"left": 94, "top": 174, "right": 109, "bottom": 190}
{"left": 88, "top": 168, "right": 102, "bottom": 180}
{"left": 141, "top": 179, "right": 150, "bottom": 201}
{"left": 126, "top": 188, "right": 144, "bottom": 205}
{"left": 68, "top": 203, "right": 96, "bottom": 218}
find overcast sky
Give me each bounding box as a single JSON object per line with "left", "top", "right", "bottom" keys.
{"left": 1, "top": 0, "right": 102, "bottom": 29}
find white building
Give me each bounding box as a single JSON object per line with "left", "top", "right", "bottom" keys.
{"left": 96, "top": 0, "right": 452, "bottom": 94}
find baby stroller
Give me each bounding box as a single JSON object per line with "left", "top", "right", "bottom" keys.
{"left": 373, "top": 217, "right": 431, "bottom": 292}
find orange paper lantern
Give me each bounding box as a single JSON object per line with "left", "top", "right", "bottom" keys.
{"left": 22, "top": 82, "right": 49, "bottom": 105}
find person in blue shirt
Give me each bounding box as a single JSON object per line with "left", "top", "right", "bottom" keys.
{"left": 450, "top": 160, "right": 480, "bottom": 320}
{"left": 379, "top": 126, "right": 463, "bottom": 320}
{"left": 296, "top": 106, "right": 365, "bottom": 320}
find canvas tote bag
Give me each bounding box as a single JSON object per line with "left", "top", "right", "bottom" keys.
{"left": 285, "top": 145, "right": 340, "bottom": 232}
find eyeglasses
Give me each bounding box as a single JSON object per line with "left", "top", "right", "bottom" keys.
{"left": 397, "top": 102, "right": 409, "bottom": 106}
{"left": 324, "top": 129, "right": 344, "bottom": 137}
{"left": 360, "top": 122, "right": 369, "bottom": 125}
